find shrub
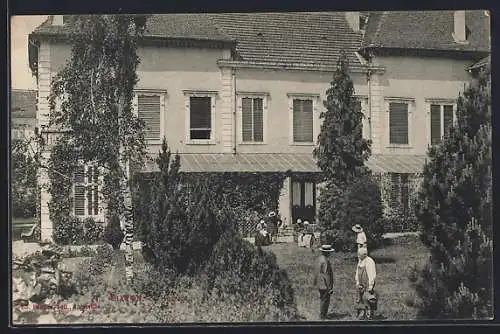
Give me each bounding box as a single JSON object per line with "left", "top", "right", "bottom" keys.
{"left": 103, "top": 215, "right": 124, "bottom": 250}
{"left": 132, "top": 262, "right": 177, "bottom": 300}
{"left": 412, "top": 66, "right": 492, "bottom": 319}
{"left": 53, "top": 216, "right": 85, "bottom": 245}
{"left": 82, "top": 218, "right": 104, "bottom": 244}
{"left": 202, "top": 231, "right": 297, "bottom": 319}
{"left": 78, "top": 245, "right": 95, "bottom": 257}
{"left": 321, "top": 174, "right": 385, "bottom": 251}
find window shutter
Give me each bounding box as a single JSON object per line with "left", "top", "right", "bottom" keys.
{"left": 293, "top": 99, "right": 313, "bottom": 142}
{"left": 293, "top": 99, "right": 302, "bottom": 142}
{"left": 389, "top": 102, "right": 409, "bottom": 144}
{"left": 430, "top": 104, "right": 441, "bottom": 145}
{"left": 389, "top": 173, "right": 399, "bottom": 210}
{"left": 242, "top": 98, "right": 253, "bottom": 142}
{"left": 190, "top": 97, "right": 211, "bottom": 139}
{"left": 74, "top": 165, "right": 85, "bottom": 183}
{"left": 400, "top": 174, "right": 409, "bottom": 216}
{"left": 138, "top": 95, "right": 161, "bottom": 140}
{"left": 443, "top": 105, "right": 454, "bottom": 139}
{"left": 253, "top": 98, "right": 264, "bottom": 142}
{"left": 74, "top": 185, "right": 85, "bottom": 216}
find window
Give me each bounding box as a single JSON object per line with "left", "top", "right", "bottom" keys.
{"left": 73, "top": 164, "right": 101, "bottom": 217}
{"left": 354, "top": 96, "right": 369, "bottom": 140}
{"left": 292, "top": 99, "right": 314, "bottom": 143}
{"left": 184, "top": 91, "right": 217, "bottom": 144}
{"left": 238, "top": 93, "right": 268, "bottom": 143}
{"left": 389, "top": 102, "right": 409, "bottom": 144}
{"left": 242, "top": 97, "right": 263, "bottom": 142}
{"left": 430, "top": 104, "right": 455, "bottom": 145}
{"left": 388, "top": 173, "right": 409, "bottom": 216}
{"left": 133, "top": 90, "right": 165, "bottom": 142}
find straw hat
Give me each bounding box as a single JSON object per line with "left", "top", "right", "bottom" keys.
{"left": 268, "top": 211, "right": 277, "bottom": 218}
{"left": 319, "top": 244, "right": 335, "bottom": 252}
{"left": 352, "top": 224, "right": 363, "bottom": 233}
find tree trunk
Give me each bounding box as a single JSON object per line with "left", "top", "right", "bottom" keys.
{"left": 117, "top": 95, "right": 134, "bottom": 284}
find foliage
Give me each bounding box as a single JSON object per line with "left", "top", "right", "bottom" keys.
{"left": 412, "top": 66, "right": 492, "bottom": 319}
{"left": 103, "top": 215, "right": 124, "bottom": 250}
{"left": 321, "top": 175, "right": 385, "bottom": 252}
{"left": 52, "top": 215, "right": 103, "bottom": 245}
{"left": 11, "top": 138, "right": 37, "bottom": 218}
{"left": 202, "top": 231, "right": 298, "bottom": 320}
{"left": 384, "top": 207, "right": 419, "bottom": 233}
{"left": 313, "top": 53, "right": 372, "bottom": 229}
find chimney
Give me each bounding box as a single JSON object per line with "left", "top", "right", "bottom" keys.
{"left": 52, "top": 15, "right": 64, "bottom": 26}
{"left": 453, "top": 10, "right": 467, "bottom": 43}
{"left": 345, "top": 12, "right": 360, "bottom": 32}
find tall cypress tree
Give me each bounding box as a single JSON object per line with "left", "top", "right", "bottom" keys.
{"left": 313, "top": 53, "right": 371, "bottom": 230}
{"left": 412, "top": 65, "right": 492, "bottom": 319}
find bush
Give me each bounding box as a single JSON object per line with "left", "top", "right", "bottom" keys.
{"left": 384, "top": 208, "right": 419, "bottom": 233}
{"left": 133, "top": 262, "right": 177, "bottom": 300}
{"left": 103, "top": 215, "right": 124, "bottom": 250}
{"left": 202, "top": 231, "right": 297, "bottom": 319}
{"left": 82, "top": 218, "right": 104, "bottom": 244}
{"left": 321, "top": 174, "right": 385, "bottom": 251}
{"left": 53, "top": 216, "right": 85, "bottom": 245}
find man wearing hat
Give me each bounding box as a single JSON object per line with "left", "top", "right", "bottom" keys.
{"left": 266, "top": 211, "right": 280, "bottom": 243}
{"left": 352, "top": 224, "right": 367, "bottom": 250}
{"left": 314, "top": 245, "right": 335, "bottom": 319}
{"left": 355, "top": 247, "right": 377, "bottom": 319}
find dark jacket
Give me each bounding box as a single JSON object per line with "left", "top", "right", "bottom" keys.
{"left": 314, "top": 255, "right": 334, "bottom": 290}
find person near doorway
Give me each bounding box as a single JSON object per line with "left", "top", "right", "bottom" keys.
{"left": 355, "top": 247, "right": 378, "bottom": 320}
{"left": 267, "top": 211, "right": 279, "bottom": 243}
{"left": 352, "top": 224, "right": 367, "bottom": 250}
{"left": 313, "top": 244, "right": 335, "bottom": 320}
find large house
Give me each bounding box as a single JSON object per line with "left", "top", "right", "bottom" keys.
{"left": 28, "top": 11, "right": 490, "bottom": 242}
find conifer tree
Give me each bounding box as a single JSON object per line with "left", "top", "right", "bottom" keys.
{"left": 313, "top": 53, "right": 371, "bottom": 231}
{"left": 412, "top": 65, "right": 492, "bottom": 319}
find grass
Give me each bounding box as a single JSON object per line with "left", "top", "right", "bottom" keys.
{"left": 267, "top": 235, "right": 429, "bottom": 321}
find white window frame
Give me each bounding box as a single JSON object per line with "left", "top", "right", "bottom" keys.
{"left": 73, "top": 161, "right": 104, "bottom": 221}
{"left": 354, "top": 95, "right": 369, "bottom": 140}
{"left": 183, "top": 90, "right": 218, "bottom": 145}
{"left": 287, "top": 93, "right": 320, "bottom": 145}
{"left": 237, "top": 91, "right": 269, "bottom": 145}
{"left": 425, "top": 98, "right": 457, "bottom": 147}
{"left": 132, "top": 89, "right": 167, "bottom": 144}
{"left": 384, "top": 97, "right": 415, "bottom": 148}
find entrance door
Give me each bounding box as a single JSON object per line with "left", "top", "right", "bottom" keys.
{"left": 291, "top": 180, "right": 316, "bottom": 224}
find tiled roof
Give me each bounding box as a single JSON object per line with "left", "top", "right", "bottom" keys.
{"left": 11, "top": 89, "right": 37, "bottom": 119}
{"left": 207, "top": 12, "right": 364, "bottom": 67}
{"left": 30, "top": 13, "right": 364, "bottom": 67}
{"left": 31, "top": 14, "right": 233, "bottom": 42}
{"left": 361, "top": 10, "right": 490, "bottom": 52}
{"left": 141, "top": 153, "right": 426, "bottom": 174}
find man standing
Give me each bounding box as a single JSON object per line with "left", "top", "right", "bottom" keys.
{"left": 314, "top": 244, "right": 335, "bottom": 319}
{"left": 355, "top": 247, "right": 377, "bottom": 319}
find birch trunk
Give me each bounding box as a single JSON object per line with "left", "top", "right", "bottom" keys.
{"left": 117, "top": 95, "right": 134, "bottom": 284}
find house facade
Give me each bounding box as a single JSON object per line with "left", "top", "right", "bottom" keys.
{"left": 27, "top": 11, "right": 490, "bottom": 241}
{"left": 11, "top": 89, "right": 37, "bottom": 142}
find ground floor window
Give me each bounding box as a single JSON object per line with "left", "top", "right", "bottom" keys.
{"left": 291, "top": 179, "right": 316, "bottom": 224}
{"left": 73, "top": 164, "right": 101, "bottom": 218}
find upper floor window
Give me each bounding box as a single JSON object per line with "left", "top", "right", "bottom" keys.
{"left": 238, "top": 92, "right": 268, "bottom": 144}
{"left": 184, "top": 90, "right": 217, "bottom": 144}
{"left": 133, "top": 90, "right": 166, "bottom": 142}
{"left": 73, "top": 163, "right": 102, "bottom": 218}
{"left": 288, "top": 94, "right": 318, "bottom": 144}
{"left": 429, "top": 102, "right": 455, "bottom": 145}
{"left": 385, "top": 98, "right": 414, "bottom": 146}
{"left": 354, "top": 96, "right": 369, "bottom": 140}
{"left": 293, "top": 99, "right": 313, "bottom": 143}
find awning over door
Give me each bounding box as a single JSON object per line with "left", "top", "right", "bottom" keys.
{"left": 142, "top": 153, "right": 321, "bottom": 173}
{"left": 141, "top": 153, "right": 427, "bottom": 174}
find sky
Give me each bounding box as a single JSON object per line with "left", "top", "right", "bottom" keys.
{"left": 10, "top": 15, "right": 48, "bottom": 90}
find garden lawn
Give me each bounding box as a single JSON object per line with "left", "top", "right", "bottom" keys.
{"left": 267, "top": 235, "right": 429, "bottom": 321}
